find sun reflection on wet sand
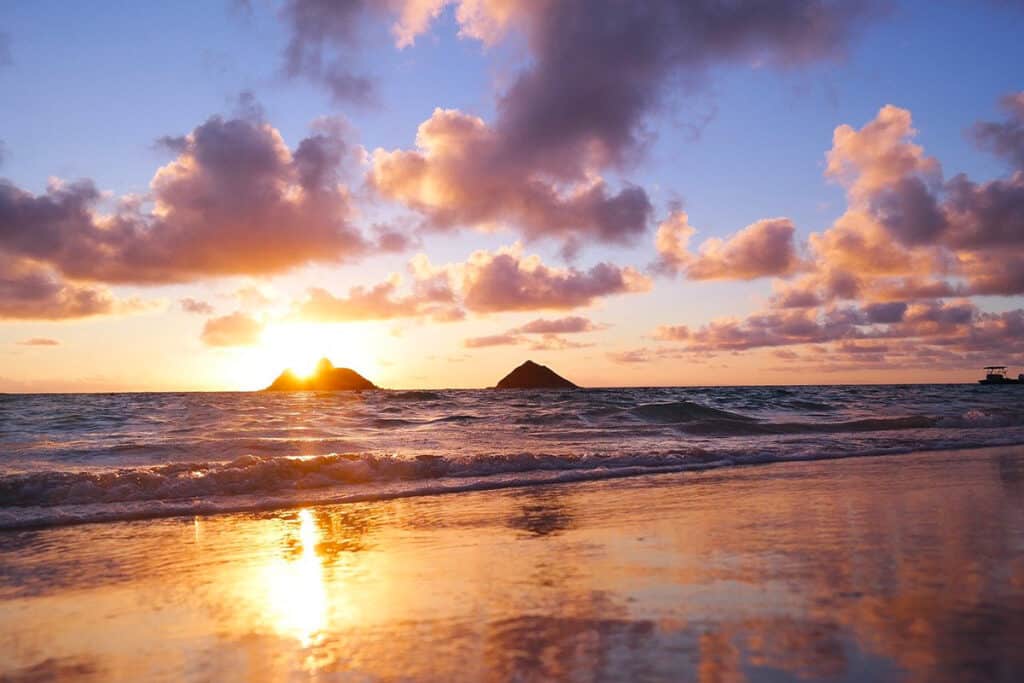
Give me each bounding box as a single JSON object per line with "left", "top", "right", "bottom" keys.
{"left": 262, "top": 509, "right": 328, "bottom": 648}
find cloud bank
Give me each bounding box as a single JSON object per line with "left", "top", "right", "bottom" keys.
{"left": 644, "top": 95, "right": 1024, "bottom": 369}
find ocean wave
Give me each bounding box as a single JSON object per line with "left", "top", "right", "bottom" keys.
{"left": 388, "top": 390, "right": 444, "bottom": 401}
{"left": 4, "top": 440, "right": 1024, "bottom": 530}
{"left": 0, "top": 450, "right": 716, "bottom": 509}
{"left": 628, "top": 402, "right": 1022, "bottom": 437}
{"left": 5, "top": 386, "right": 1024, "bottom": 529}
{"left": 631, "top": 401, "right": 756, "bottom": 424}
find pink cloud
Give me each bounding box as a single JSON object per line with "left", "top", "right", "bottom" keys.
{"left": 670, "top": 95, "right": 1024, "bottom": 365}
{"left": 0, "top": 108, "right": 385, "bottom": 285}
{"left": 655, "top": 210, "right": 800, "bottom": 280}
{"left": 293, "top": 246, "right": 647, "bottom": 328}
{"left": 460, "top": 245, "right": 651, "bottom": 313}
{"left": 0, "top": 255, "right": 121, "bottom": 321}
{"left": 362, "top": 1, "right": 881, "bottom": 253}
{"left": 370, "top": 109, "right": 652, "bottom": 255}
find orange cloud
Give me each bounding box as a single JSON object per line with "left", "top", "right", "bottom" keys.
{"left": 294, "top": 245, "right": 648, "bottom": 327}
{"left": 200, "top": 312, "right": 264, "bottom": 347}
{"left": 16, "top": 337, "right": 60, "bottom": 346}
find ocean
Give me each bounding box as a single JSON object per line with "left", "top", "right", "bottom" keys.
{"left": 3, "top": 383, "right": 1023, "bottom": 529}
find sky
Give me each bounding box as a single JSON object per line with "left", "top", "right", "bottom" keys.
{"left": 1, "top": 0, "right": 1023, "bottom": 391}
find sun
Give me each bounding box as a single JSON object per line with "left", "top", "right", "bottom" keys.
{"left": 261, "top": 323, "right": 332, "bottom": 379}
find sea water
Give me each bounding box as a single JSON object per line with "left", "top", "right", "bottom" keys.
{"left": 2, "top": 384, "right": 1024, "bottom": 528}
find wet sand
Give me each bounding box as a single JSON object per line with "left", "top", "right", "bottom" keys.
{"left": 2, "top": 445, "right": 1023, "bottom": 681}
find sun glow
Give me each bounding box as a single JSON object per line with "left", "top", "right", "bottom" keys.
{"left": 222, "top": 321, "right": 385, "bottom": 389}
{"left": 262, "top": 323, "right": 333, "bottom": 379}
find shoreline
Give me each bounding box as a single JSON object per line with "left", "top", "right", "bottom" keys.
{"left": 4, "top": 441, "right": 1024, "bottom": 532}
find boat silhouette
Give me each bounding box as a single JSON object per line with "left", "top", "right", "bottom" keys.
{"left": 978, "top": 366, "right": 1023, "bottom": 384}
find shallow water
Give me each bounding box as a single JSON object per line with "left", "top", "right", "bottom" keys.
{"left": 3, "top": 385, "right": 1024, "bottom": 528}
{"left": 1, "top": 446, "right": 1022, "bottom": 682}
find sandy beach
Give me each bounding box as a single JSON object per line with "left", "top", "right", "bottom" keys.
{"left": 2, "top": 445, "right": 1022, "bottom": 682}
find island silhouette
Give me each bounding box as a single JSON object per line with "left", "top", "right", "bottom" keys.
{"left": 262, "top": 358, "right": 578, "bottom": 391}
{"left": 495, "top": 360, "right": 578, "bottom": 389}
{"left": 265, "top": 358, "right": 376, "bottom": 391}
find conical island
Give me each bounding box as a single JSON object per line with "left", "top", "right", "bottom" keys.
{"left": 264, "top": 358, "right": 377, "bottom": 391}
{"left": 495, "top": 360, "right": 579, "bottom": 389}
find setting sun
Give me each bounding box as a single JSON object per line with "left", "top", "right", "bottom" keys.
{"left": 262, "top": 324, "right": 329, "bottom": 379}
{"left": 216, "top": 322, "right": 386, "bottom": 390}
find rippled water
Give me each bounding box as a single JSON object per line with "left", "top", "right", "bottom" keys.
{"left": 2, "top": 384, "right": 1023, "bottom": 528}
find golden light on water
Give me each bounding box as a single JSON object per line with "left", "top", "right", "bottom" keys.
{"left": 263, "top": 509, "right": 328, "bottom": 647}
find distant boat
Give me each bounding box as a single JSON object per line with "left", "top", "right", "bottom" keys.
{"left": 978, "top": 366, "right": 1023, "bottom": 385}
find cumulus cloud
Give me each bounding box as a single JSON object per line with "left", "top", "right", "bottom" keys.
{"left": 294, "top": 253, "right": 459, "bottom": 323}
{"left": 294, "top": 245, "right": 646, "bottom": 328}
{"left": 460, "top": 245, "right": 651, "bottom": 312}
{"left": 295, "top": 277, "right": 457, "bottom": 323}
{"left": 711, "top": 95, "right": 1024, "bottom": 333}
{"left": 821, "top": 99, "right": 1024, "bottom": 297}
{"left": 276, "top": 1, "right": 882, "bottom": 161}
{"left": 16, "top": 338, "right": 60, "bottom": 346}
{"left": 201, "top": 312, "right": 264, "bottom": 347}
{"left": 655, "top": 210, "right": 800, "bottom": 280}
{"left": 366, "top": 0, "right": 882, "bottom": 252}
{"left": 180, "top": 298, "right": 214, "bottom": 315}
{"left": 370, "top": 109, "right": 652, "bottom": 255}
{"left": 0, "top": 256, "right": 122, "bottom": 321}
{"left": 647, "top": 97, "right": 1024, "bottom": 370}
{"left": 415, "top": 1, "right": 879, "bottom": 176}
{"left": 0, "top": 109, "right": 377, "bottom": 285}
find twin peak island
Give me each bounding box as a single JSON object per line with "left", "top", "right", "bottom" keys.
{"left": 264, "top": 358, "right": 578, "bottom": 391}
